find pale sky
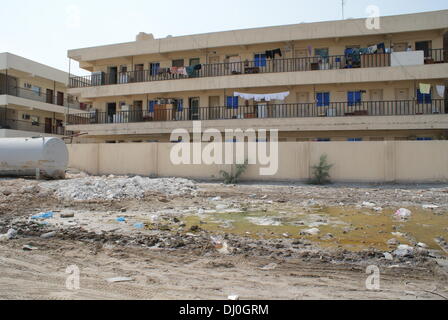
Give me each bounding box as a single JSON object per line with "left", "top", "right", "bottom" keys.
{"left": 0, "top": 0, "right": 446, "bottom": 76}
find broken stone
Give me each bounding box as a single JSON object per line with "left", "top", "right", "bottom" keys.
{"left": 40, "top": 231, "right": 56, "bottom": 239}
{"left": 301, "top": 228, "right": 320, "bottom": 236}
{"left": 61, "top": 213, "right": 75, "bottom": 218}
{"left": 106, "top": 277, "right": 134, "bottom": 283}
{"left": 383, "top": 252, "right": 394, "bottom": 261}
{"left": 393, "top": 244, "right": 414, "bottom": 257}
{"left": 387, "top": 238, "right": 399, "bottom": 246}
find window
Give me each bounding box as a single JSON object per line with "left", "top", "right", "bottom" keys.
{"left": 316, "top": 92, "right": 330, "bottom": 107}
{"left": 348, "top": 91, "right": 362, "bottom": 106}
{"left": 254, "top": 54, "right": 267, "bottom": 67}
{"left": 347, "top": 138, "right": 363, "bottom": 142}
{"left": 172, "top": 59, "right": 184, "bottom": 67}
{"left": 226, "top": 96, "right": 239, "bottom": 109}
{"left": 417, "top": 89, "right": 432, "bottom": 104}
{"left": 316, "top": 138, "right": 331, "bottom": 142}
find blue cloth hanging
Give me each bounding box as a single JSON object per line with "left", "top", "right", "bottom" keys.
{"left": 417, "top": 89, "right": 432, "bottom": 104}
{"left": 177, "top": 100, "right": 184, "bottom": 112}
{"left": 148, "top": 100, "right": 155, "bottom": 113}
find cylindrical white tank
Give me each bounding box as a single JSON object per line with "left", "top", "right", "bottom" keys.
{"left": 0, "top": 137, "right": 68, "bottom": 179}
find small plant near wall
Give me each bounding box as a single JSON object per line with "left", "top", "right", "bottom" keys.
{"left": 309, "top": 154, "right": 333, "bottom": 185}
{"left": 220, "top": 161, "right": 248, "bottom": 184}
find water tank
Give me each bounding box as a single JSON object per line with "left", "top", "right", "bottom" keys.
{"left": 0, "top": 137, "right": 68, "bottom": 179}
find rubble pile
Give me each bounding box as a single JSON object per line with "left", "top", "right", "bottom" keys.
{"left": 40, "top": 175, "right": 197, "bottom": 201}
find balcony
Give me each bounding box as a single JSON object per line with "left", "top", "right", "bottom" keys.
{"left": 67, "top": 99, "right": 447, "bottom": 126}
{"left": 68, "top": 49, "right": 447, "bottom": 89}
{"left": 0, "top": 86, "right": 83, "bottom": 110}
{"left": 0, "top": 107, "right": 71, "bottom": 136}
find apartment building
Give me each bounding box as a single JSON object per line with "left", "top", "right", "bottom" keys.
{"left": 67, "top": 10, "right": 448, "bottom": 143}
{"left": 0, "top": 53, "right": 86, "bottom": 138}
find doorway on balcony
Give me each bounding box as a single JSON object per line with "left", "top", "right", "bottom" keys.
{"left": 107, "top": 103, "right": 117, "bottom": 123}
{"left": 44, "top": 118, "right": 52, "bottom": 134}
{"left": 415, "top": 41, "right": 432, "bottom": 59}
{"left": 134, "top": 64, "right": 144, "bottom": 82}
{"left": 208, "top": 96, "right": 220, "bottom": 120}
{"left": 57, "top": 92, "right": 64, "bottom": 106}
{"left": 189, "top": 97, "right": 200, "bottom": 120}
{"left": 46, "top": 89, "right": 54, "bottom": 104}
{"left": 107, "top": 66, "right": 118, "bottom": 85}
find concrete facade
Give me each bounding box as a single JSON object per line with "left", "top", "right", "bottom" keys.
{"left": 0, "top": 53, "right": 86, "bottom": 137}
{"left": 66, "top": 10, "right": 448, "bottom": 143}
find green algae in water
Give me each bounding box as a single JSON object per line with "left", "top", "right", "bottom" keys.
{"left": 182, "top": 206, "right": 448, "bottom": 252}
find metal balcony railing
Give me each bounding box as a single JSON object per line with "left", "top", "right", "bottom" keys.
{"left": 67, "top": 99, "right": 447, "bottom": 125}
{"left": 68, "top": 49, "right": 447, "bottom": 89}
{"left": 0, "top": 114, "right": 70, "bottom": 136}
{"left": 0, "top": 86, "right": 81, "bottom": 110}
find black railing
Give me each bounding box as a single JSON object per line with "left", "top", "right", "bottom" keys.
{"left": 0, "top": 85, "right": 81, "bottom": 109}
{"left": 427, "top": 48, "right": 447, "bottom": 63}
{"left": 67, "top": 99, "right": 447, "bottom": 125}
{"left": 68, "top": 53, "right": 390, "bottom": 88}
{"left": 68, "top": 49, "right": 447, "bottom": 89}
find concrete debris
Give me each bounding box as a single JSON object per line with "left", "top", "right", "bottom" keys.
{"left": 0, "top": 228, "right": 17, "bottom": 241}
{"left": 394, "top": 208, "right": 412, "bottom": 220}
{"left": 41, "top": 232, "right": 56, "bottom": 239}
{"left": 301, "top": 228, "right": 320, "bottom": 236}
{"left": 362, "top": 201, "right": 376, "bottom": 208}
{"left": 260, "top": 263, "right": 278, "bottom": 271}
{"left": 246, "top": 217, "right": 282, "bottom": 226}
{"left": 394, "top": 245, "right": 414, "bottom": 257}
{"left": 422, "top": 204, "right": 439, "bottom": 210}
{"left": 40, "top": 176, "right": 197, "bottom": 201}
{"left": 61, "top": 213, "right": 75, "bottom": 218}
{"left": 387, "top": 238, "right": 399, "bottom": 246}
{"left": 383, "top": 252, "right": 394, "bottom": 261}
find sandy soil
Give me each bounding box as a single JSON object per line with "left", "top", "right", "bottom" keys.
{"left": 1, "top": 175, "right": 447, "bottom": 300}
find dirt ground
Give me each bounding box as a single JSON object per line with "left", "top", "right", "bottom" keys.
{"left": 0, "top": 175, "right": 447, "bottom": 300}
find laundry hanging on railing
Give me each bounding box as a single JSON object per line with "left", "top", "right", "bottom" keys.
{"left": 436, "top": 85, "right": 445, "bottom": 98}
{"left": 265, "top": 49, "right": 282, "bottom": 59}
{"left": 234, "top": 91, "right": 290, "bottom": 102}
{"left": 419, "top": 83, "right": 431, "bottom": 95}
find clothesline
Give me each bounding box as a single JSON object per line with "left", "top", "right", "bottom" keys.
{"left": 234, "top": 91, "right": 290, "bottom": 102}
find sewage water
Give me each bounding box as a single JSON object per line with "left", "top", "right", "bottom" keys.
{"left": 182, "top": 206, "right": 448, "bottom": 252}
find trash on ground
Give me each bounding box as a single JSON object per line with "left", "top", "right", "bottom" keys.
{"left": 106, "top": 277, "right": 134, "bottom": 283}
{"left": 116, "top": 217, "right": 126, "bottom": 222}
{"left": 31, "top": 211, "right": 54, "bottom": 220}
{"left": 228, "top": 295, "right": 240, "bottom": 300}
{"left": 41, "top": 232, "right": 56, "bottom": 239}
{"left": 22, "top": 245, "right": 38, "bottom": 251}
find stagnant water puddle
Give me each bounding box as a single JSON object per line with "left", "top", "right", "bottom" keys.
{"left": 182, "top": 206, "right": 448, "bottom": 252}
